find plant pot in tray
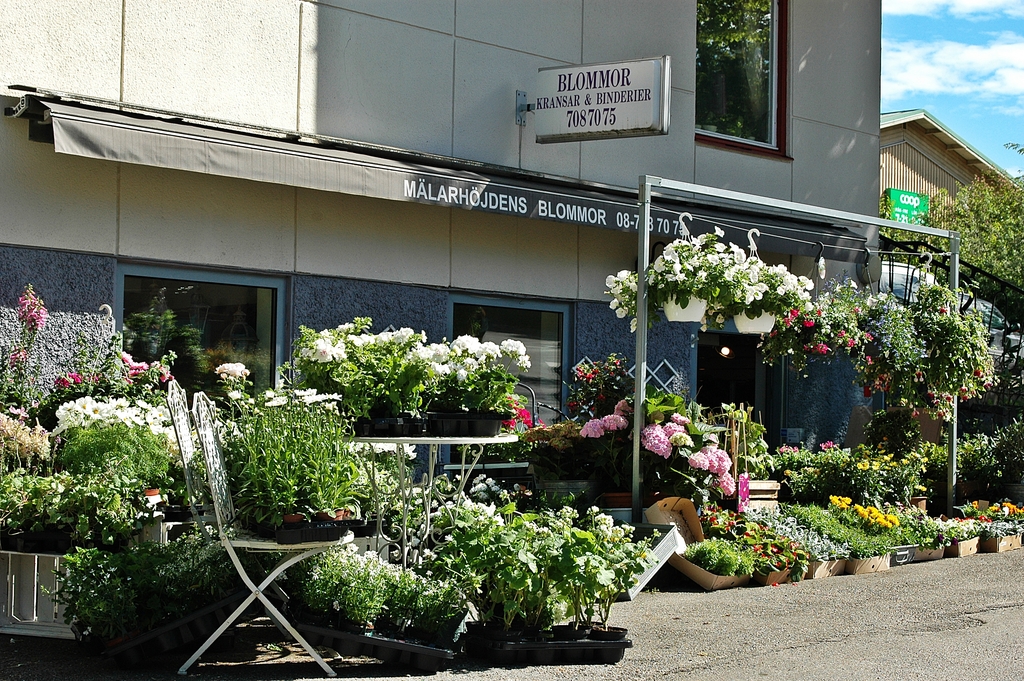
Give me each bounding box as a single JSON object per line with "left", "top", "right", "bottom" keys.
{"left": 588, "top": 626, "right": 627, "bottom": 642}
{"left": 465, "top": 635, "right": 632, "bottom": 666}
{"left": 296, "top": 622, "right": 455, "bottom": 673}
{"left": 672, "top": 556, "right": 749, "bottom": 591}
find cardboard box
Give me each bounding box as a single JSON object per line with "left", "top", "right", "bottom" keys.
{"left": 845, "top": 555, "right": 890, "bottom": 575}
{"left": 804, "top": 559, "right": 846, "bottom": 579}
{"left": 752, "top": 569, "right": 791, "bottom": 586}
{"left": 643, "top": 497, "right": 704, "bottom": 548}
{"left": 913, "top": 547, "right": 945, "bottom": 562}
{"left": 979, "top": 534, "right": 1022, "bottom": 553}
{"left": 672, "top": 556, "right": 750, "bottom": 591}
{"left": 944, "top": 536, "right": 979, "bottom": 558}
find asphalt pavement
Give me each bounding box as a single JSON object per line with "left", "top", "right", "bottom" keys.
{"left": 4, "top": 548, "right": 1024, "bottom": 681}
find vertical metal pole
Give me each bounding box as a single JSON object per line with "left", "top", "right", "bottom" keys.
{"left": 947, "top": 232, "right": 961, "bottom": 516}
{"left": 633, "top": 177, "right": 653, "bottom": 522}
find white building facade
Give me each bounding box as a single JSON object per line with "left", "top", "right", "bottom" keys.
{"left": 0, "top": 0, "right": 882, "bottom": 445}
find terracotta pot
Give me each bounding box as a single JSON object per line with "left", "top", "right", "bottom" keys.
{"left": 283, "top": 513, "right": 305, "bottom": 524}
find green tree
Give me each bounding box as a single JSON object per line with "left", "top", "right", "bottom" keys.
{"left": 924, "top": 173, "right": 1024, "bottom": 289}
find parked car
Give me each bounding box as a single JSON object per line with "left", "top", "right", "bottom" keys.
{"left": 877, "top": 260, "right": 935, "bottom": 303}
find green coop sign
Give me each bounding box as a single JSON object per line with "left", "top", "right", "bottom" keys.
{"left": 885, "top": 188, "right": 930, "bottom": 224}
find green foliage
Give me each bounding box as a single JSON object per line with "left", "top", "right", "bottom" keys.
{"left": 57, "top": 423, "right": 171, "bottom": 487}
{"left": 993, "top": 420, "right": 1024, "bottom": 485}
{"left": 863, "top": 410, "right": 922, "bottom": 456}
{"left": 53, "top": 534, "right": 238, "bottom": 642}
{"left": 221, "top": 387, "right": 364, "bottom": 527}
{"left": 926, "top": 174, "right": 1024, "bottom": 290}
{"left": 782, "top": 504, "right": 892, "bottom": 560}
{"left": 958, "top": 433, "right": 998, "bottom": 485}
{"left": 782, "top": 444, "right": 926, "bottom": 507}
{"left": 0, "top": 470, "right": 153, "bottom": 548}
{"left": 684, "top": 538, "right": 754, "bottom": 576}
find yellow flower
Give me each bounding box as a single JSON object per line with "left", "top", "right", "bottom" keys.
{"left": 857, "top": 461, "right": 870, "bottom": 470}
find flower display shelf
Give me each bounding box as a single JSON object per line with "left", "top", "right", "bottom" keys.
{"left": 845, "top": 555, "right": 890, "bottom": 575}
{"left": 889, "top": 545, "right": 917, "bottom": 566}
{"left": 465, "top": 635, "right": 632, "bottom": 666}
{"left": 354, "top": 434, "right": 517, "bottom": 568}
{"left": 102, "top": 589, "right": 248, "bottom": 669}
{"left": 944, "top": 537, "right": 979, "bottom": 558}
{"left": 979, "top": 534, "right": 1022, "bottom": 553}
{"left": 0, "top": 550, "right": 73, "bottom": 640}
{"left": 913, "top": 547, "right": 945, "bottom": 562}
{"left": 804, "top": 559, "right": 846, "bottom": 580}
{"left": 296, "top": 622, "right": 455, "bottom": 673}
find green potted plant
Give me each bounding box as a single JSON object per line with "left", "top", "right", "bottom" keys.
{"left": 732, "top": 260, "right": 815, "bottom": 334}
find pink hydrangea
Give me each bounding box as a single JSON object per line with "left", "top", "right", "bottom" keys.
{"left": 699, "top": 446, "right": 731, "bottom": 476}
{"left": 717, "top": 471, "right": 736, "bottom": 496}
{"left": 641, "top": 424, "right": 673, "bottom": 458}
{"left": 601, "top": 414, "right": 629, "bottom": 431}
{"left": 580, "top": 419, "right": 606, "bottom": 439}
{"left": 687, "top": 450, "right": 709, "bottom": 470}
{"left": 613, "top": 399, "right": 632, "bottom": 416}
{"left": 662, "top": 422, "right": 686, "bottom": 439}
{"left": 670, "top": 413, "right": 691, "bottom": 426}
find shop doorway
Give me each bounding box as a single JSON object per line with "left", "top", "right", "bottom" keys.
{"left": 696, "top": 332, "right": 762, "bottom": 413}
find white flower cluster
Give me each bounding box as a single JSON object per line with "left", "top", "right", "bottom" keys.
{"left": 420, "top": 334, "right": 531, "bottom": 382}
{"left": 214, "top": 362, "right": 250, "bottom": 380}
{"left": 53, "top": 396, "right": 173, "bottom": 441}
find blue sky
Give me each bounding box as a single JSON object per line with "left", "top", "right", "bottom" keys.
{"left": 882, "top": 0, "right": 1024, "bottom": 176}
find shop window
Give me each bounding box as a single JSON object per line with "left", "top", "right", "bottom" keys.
{"left": 117, "top": 265, "right": 285, "bottom": 395}
{"left": 451, "top": 297, "right": 568, "bottom": 424}
{"left": 695, "top": 0, "right": 786, "bottom": 151}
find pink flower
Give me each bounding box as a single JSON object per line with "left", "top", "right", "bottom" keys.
{"left": 662, "top": 422, "right": 686, "bottom": 439}
{"left": 642, "top": 424, "right": 673, "bottom": 458}
{"left": 670, "top": 412, "right": 691, "bottom": 426}
{"left": 601, "top": 414, "right": 629, "bottom": 431}
{"left": 737, "top": 473, "right": 753, "bottom": 509}
{"left": 803, "top": 320, "right": 815, "bottom": 328}
{"left": 17, "top": 285, "right": 47, "bottom": 333}
{"left": 718, "top": 471, "right": 736, "bottom": 496}
{"left": 8, "top": 348, "right": 28, "bottom": 368}
{"left": 613, "top": 399, "right": 633, "bottom": 416}
{"left": 580, "top": 419, "right": 606, "bottom": 438}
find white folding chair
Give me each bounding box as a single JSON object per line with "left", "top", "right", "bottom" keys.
{"left": 178, "top": 391, "right": 347, "bottom": 677}
{"left": 166, "top": 380, "right": 214, "bottom": 541}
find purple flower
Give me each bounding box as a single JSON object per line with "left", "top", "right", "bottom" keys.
{"left": 580, "top": 418, "right": 606, "bottom": 438}
{"left": 642, "top": 424, "right": 673, "bottom": 458}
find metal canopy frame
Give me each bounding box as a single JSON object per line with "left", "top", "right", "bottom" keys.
{"left": 631, "top": 175, "right": 962, "bottom": 520}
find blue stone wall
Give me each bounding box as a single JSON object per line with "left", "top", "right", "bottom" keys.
{"left": 0, "top": 246, "right": 118, "bottom": 391}
{"left": 293, "top": 275, "right": 449, "bottom": 343}
{"left": 574, "top": 301, "right": 693, "bottom": 393}
{"left": 786, "top": 355, "right": 871, "bottom": 449}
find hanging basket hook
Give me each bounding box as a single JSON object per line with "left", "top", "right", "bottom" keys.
{"left": 747, "top": 228, "right": 760, "bottom": 252}
{"left": 678, "top": 212, "right": 693, "bottom": 240}
{"left": 814, "top": 242, "right": 827, "bottom": 280}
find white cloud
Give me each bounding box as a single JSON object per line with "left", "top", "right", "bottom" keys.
{"left": 882, "top": 33, "right": 1024, "bottom": 111}
{"left": 884, "top": 0, "right": 1024, "bottom": 18}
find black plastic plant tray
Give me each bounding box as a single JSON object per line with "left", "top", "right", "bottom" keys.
{"left": 274, "top": 519, "right": 363, "bottom": 544}
{"left": 296, "top": 622, "right": 456, "bottom": 673}
{"left": 103, "top": 590, "right": 248, "bottom": 669}
{"left": 465, "top": 636, "right": 631, "bottom": 666}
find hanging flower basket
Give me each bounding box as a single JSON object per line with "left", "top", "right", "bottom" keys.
{"left": 663, "top": 296, "right": 707, "bottom": 323}
{"left": 734, "top": 311, "right": 776, "bottom": 334}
